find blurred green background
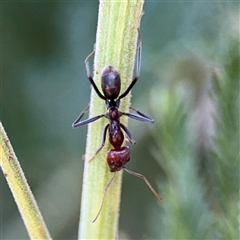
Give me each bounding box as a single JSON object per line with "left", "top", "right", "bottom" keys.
{"left": 1, "top": 1, "right": 239, "bottom": 239}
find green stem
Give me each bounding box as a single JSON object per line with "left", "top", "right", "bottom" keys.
{"left": 78, "top": 1, "right": 144, "bottom": 239}
{"left": 0, "top": 122, "right": 51, "bottom": 239}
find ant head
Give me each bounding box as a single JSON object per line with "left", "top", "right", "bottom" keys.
{"left": 107, "top": 146, "right": 130, "bottom": 172}
{"left": 101, "top": 66, "right": 121, "bottom": 100}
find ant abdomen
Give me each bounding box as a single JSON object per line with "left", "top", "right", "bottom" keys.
{"left": 101, "top": 66, "right": 121, "bottom": 99}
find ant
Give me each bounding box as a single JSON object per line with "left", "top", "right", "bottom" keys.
{"left": 72, "top": 19, "right": 162, "bottom": 222}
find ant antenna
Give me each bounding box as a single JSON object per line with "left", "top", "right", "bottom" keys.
{"left": 92, "top": 172, "right": 117, "bottom": 223}
{"left": 123, "top": 167, "right": 162, "bottom": 200}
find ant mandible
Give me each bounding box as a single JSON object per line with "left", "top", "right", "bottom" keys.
{"left": 72, "top": 18, "right": 162, "bottom": 222}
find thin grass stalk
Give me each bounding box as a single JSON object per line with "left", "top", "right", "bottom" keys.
{"left": 78, "top": 1, "right": 144, "bottom": 239}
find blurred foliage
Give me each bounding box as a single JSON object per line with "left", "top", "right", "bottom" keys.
{"left": 1, "top": 1, "right": 239, "bottom": 239}
{"left": 148, "top": 38, "right": 239, "bottom": 238}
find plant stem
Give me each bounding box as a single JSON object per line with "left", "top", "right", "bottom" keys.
{"left": 78, "top": 1, "right": 144, "bottom": 239}
{"left": 0, "top": 122, "right": 51, "bottom": 239}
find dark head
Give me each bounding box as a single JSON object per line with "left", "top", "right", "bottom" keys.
{"left": 101, "top": 66, "right": 121, "bottom": 100}
{"left": 107, "top": 146, "right": 130, "bottom": 172}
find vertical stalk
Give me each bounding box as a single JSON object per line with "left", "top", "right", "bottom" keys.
{"left": 78, "top": 1, "right": 144, "bottom": 239}
{"left": 0, "top": 122, "right": 51, "bottom": 239}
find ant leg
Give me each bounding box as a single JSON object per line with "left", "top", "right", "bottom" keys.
{"left": 120, "top": 107, "right": 154, "bottom": 123}
{"left": 123, "top": 167, "right": 162, "bottom": 200}
{"left": 120, "top": 123, "right": 136, "bottom": 145}
{"left": 72, "top": 104, "right": 89, "bottom": 126}
{"left": 130, "top": 106, "right": 154, "bottom": 120}
{"left": 117, "top": 27, "right": 142, "bottom": 100}
{"left": 72, "top": 112, "right": 106, "bottom": 128}
{"left": 121, "top": 112, "right": 154, "bottom": 123}
{"left": 135, "top": 27, "right": 142, "bottom": 81}
{"left": 85, "top": 47, "right": 106, "bottom": 100}
{"left": 89, "top": 124, "right": 109, "bottom": 162}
